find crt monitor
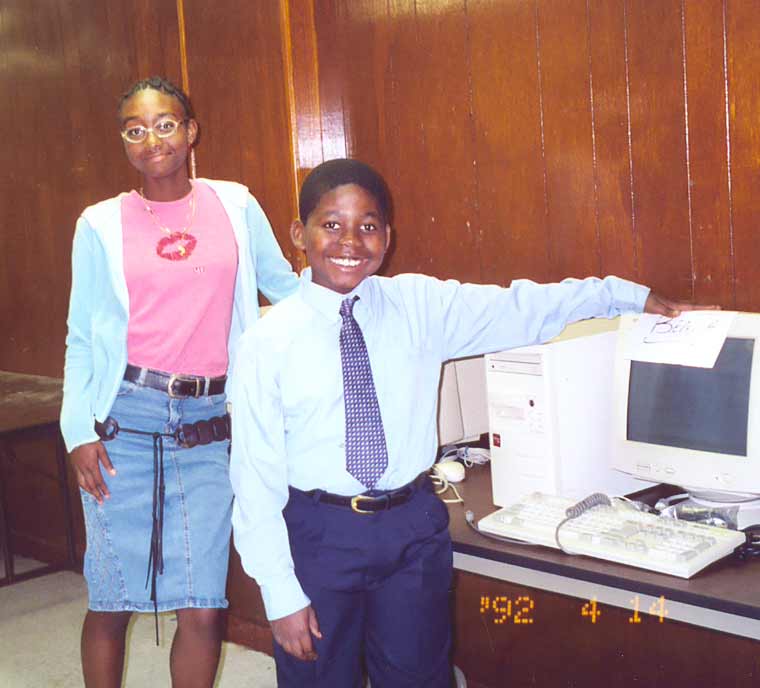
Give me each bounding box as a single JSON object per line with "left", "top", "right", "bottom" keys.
{"left": 612, "top": 312, "right": 760, "bottom": 521}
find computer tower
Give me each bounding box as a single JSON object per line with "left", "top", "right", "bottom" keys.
{"left": 485, "top": 318, "right": 645, "bottom": 507}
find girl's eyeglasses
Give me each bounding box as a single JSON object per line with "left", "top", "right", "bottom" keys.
{"left": 120, "top": 118, "right": 187, "bottom": 144}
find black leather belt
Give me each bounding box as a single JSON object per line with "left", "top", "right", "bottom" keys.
{"left": 303, "top": 473, "right": 430, "bottom": 514}
{"left": 124, "top": 364, "right": 226, "bottom": 398}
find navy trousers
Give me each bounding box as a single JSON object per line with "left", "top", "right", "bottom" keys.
{"left": 274, "top": 480, "right": 453, "bottom": 688}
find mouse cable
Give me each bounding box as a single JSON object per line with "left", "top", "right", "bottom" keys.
{"left": 439, "top": 445, "right": 490, "bottom": 467}
{"left": 430, "top": 466, "right": 463, "bottom": 504}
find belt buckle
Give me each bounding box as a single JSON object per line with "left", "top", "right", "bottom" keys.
{"left": 350, "top": 494, "right": 378, "bottom": 514}
{"left": 167, "top": 374, "right": 202, "bottom": 398}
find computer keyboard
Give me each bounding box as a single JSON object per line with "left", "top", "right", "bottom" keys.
{"left": 477, "top": 492, "right": 746, "bottom": 578}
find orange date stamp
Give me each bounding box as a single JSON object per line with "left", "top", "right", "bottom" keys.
{"left": 479, "top": 594, "right": 670, "bottom": 625}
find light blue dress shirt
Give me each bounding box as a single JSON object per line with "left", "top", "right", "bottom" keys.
{"left": 229, "top": 269, "right": 649, "bottom": 620}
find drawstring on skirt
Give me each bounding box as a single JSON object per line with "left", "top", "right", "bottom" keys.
{"left": 145, "top": 432, "right": 166, "bottom": 645}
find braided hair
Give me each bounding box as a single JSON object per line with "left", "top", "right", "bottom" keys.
{"left": 118, "top": 76, "right": 194, "bottom": 119}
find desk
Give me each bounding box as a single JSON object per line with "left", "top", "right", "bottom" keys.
{"left": 0, "top": 371, "right": 76, "bottom": 585}
{"left": 448, "top": 463, "right": 760, "bottom": 687}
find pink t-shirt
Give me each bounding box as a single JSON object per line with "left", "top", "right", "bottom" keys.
{"left": 122, "top": 181, "right": 238, "bottom": 377}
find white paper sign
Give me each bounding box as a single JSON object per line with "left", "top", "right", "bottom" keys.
{"left": 624, "top": 311, "right": 736, "bottom": 368}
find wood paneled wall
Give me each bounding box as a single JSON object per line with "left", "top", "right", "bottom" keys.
{"left": 181, "top": 1, "right": 300, "bottom": 270}
{"left": 308, "top": 0, "right": 760, "bottom": 309}
{"left": 0, "top": 0, "right": 183, "bottom": 374}
{"left": 2, "top": 0, "right": 760, "bottom": 365}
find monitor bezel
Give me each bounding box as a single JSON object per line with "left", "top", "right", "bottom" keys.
{"left": 612, "top": 312, "right": 760, "bottom": 502}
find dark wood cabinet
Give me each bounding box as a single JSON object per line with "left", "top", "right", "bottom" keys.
{"left": 452, "top": 569, "right": 760, "bottom": 688}
{"left": 2, "top": 426, "right": 83, "bottom": 568}
{"left": 0, "top": 373, "right": 79, "bottom": 585}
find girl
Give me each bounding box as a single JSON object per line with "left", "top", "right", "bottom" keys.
{"left": 61, "top": 76, "right": 298, "bottom": 688}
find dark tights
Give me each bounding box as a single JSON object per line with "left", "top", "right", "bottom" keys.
{"left": 81, "top": 608, "right": 223, "bottom": 688}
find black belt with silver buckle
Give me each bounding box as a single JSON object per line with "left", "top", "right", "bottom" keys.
{"left": 304, "top": 473, "right": 430, "bottom": 514}
{"left": 124, "top": 364, "right": 226, "bottom": 398}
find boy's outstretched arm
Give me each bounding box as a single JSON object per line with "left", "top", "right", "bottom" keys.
{"left": 270, "top": 605, "right": 323, "bottom": 661}
{"left": 429, "top": 274, "right": 721, "bottom": 363}
{"left": 644, "top": 292, "right": 721, "bottom": 318}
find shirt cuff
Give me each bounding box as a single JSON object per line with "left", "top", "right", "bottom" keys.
{"left": 631, "top": 284, "right": 651, "bottom": 312}
{"left": 260, "top": 573, "right": 312, "bottom": 621}
{"left": 606, "top": 276, "right": 650, "bottom": 314}
{"left": 61, "top": 418, "right": 99, "bottom": 454}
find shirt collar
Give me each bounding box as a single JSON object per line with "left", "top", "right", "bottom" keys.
{"left": 299, "top": 267, "right": 369, "bottom": 323}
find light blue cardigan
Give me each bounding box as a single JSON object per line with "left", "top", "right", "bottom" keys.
{"left": 61, "top": 178, "right": 299, "bottom": 452}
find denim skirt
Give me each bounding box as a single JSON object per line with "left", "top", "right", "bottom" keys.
{"left": 80, "top": 380, "right": 232, "bottom": 612}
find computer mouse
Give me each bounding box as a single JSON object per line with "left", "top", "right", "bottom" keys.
{"left": 435, "top": 461, "right": 466, "bottom": 483}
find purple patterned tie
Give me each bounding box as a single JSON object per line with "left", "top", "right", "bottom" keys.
{"left": 339, "top": 296, "right": 388, "bottom": 489}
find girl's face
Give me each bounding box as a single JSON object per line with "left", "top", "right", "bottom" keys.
{"left": 119, "top": 88, "right": 197, "bottom": 182}
{"left": 291, "top": 183, "right": 391, "bottom": 294}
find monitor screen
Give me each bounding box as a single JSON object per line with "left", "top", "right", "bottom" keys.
{"left": 627, "top": 337, "right": 754, "bottom": 457}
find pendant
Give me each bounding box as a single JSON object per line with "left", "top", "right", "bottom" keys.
{"left": 156, "top": 232, "right": 197, "bottom": 261}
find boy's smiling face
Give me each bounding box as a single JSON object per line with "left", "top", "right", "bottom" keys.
{"left": 291, "top": 183, "right": 391, "bottom": 294}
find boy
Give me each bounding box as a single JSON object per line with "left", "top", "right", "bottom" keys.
{"left": 229, "top": 158, "right": 699, "bottom": 687}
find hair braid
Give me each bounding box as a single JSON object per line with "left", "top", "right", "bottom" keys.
{"left": 119, "top": 76, "right": 194, "bottom": 119}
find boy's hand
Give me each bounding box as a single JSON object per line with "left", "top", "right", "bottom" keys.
{"left": 644, "top": 293, "right": 721, "bottom": 319}
{"left": 270, "top": 605, "right": 322, "bottom": 661}
{"left": 70, "top": 440, "right": 116, "bottom": 505}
